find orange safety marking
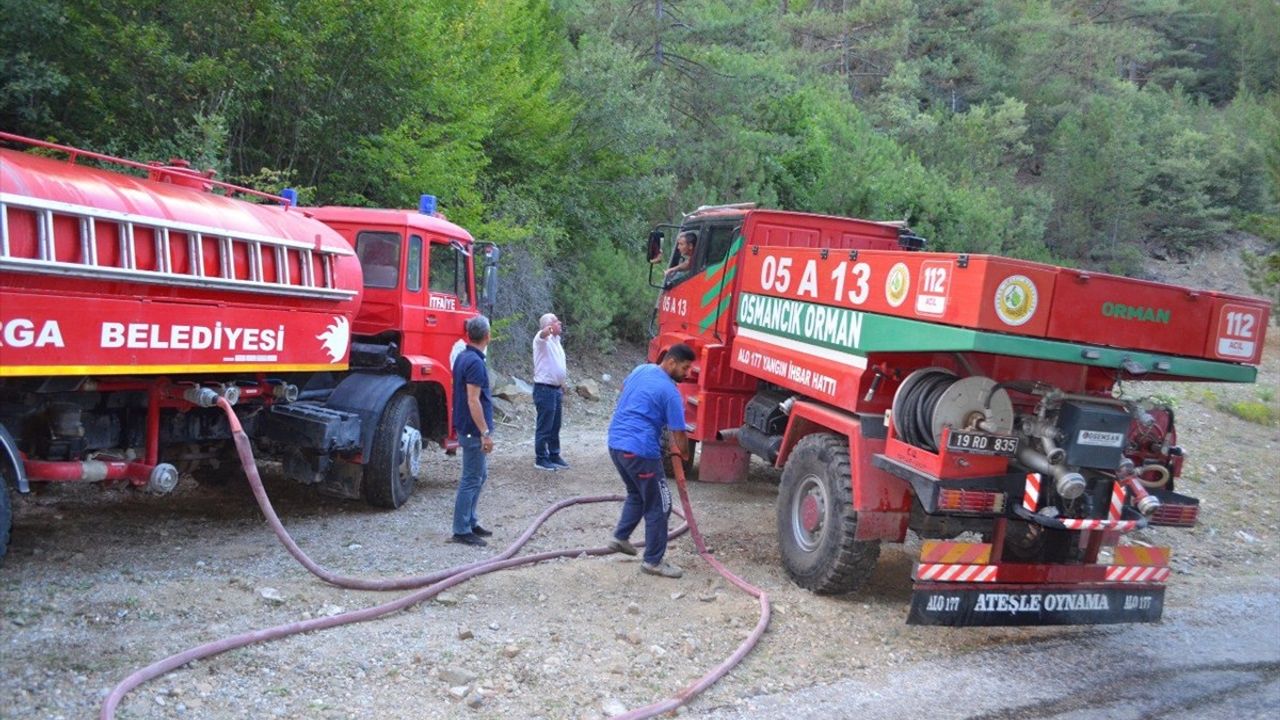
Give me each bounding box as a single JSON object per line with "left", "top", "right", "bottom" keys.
{"left": 1112, "top": 545, "right": 1171, "bottom": 567}
{"left": 919, "top": 540, "right": 992, "bottom": 565}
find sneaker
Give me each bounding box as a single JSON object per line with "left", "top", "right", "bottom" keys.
{"left": 471, "top": 525, "right": 493, "bottom": 538}
{"left": 607, "top": 536, "right": 638, "bottom": 556}
{"left": 451, "top": 533, "right": 487, "bottom": 547}
{"left": 640, "top": 561, "right": 683, "bottom": 579}
{"left": 548, "top": 456, "right": 570, "bottom": 470}
{"left": 534, "top": 459, "right": 558, "bottom": 471}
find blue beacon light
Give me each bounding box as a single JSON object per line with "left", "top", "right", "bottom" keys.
{"left": 419, "top": 194, "right": 437, "bottom": 215}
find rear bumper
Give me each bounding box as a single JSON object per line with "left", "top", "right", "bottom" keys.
{"left": 908, "top": 583, "right": 1165, "bottom": 626}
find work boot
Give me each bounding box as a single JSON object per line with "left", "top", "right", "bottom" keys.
{"left": 640, "top": 561, "right": 683, "bottom": 579}
{"left": 451, "top": 533, "right": 487, "bottom": 547}
{"left": 608, "top": 536, "right": 638, "bottom": 556}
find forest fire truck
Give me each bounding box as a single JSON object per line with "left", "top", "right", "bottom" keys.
{"left": 0, "top": 134, "right": 498, "bottom": 561}
{"left": 646, "top": 204, "right": 1270, "bottom": 626}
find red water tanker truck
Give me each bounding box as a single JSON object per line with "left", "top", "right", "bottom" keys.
{"left": 646, "top": 204, "right": 1270, "bottom": 626}
{"left": 0, "top": 134, "right": 498, "bottom": 561}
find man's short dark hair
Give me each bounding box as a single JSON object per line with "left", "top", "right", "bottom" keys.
{"left": 666, "top": 343, "right": 696, "bottom": 363}
{"left": 465, "top": 315, "right": 491, "bottom": 343}
{"left": 680, "top": 231, "right": 698, "bottom": 246}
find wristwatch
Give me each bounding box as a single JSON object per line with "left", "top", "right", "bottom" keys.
{"left": 482, "top": 430, "right": 492, "bottom": 438}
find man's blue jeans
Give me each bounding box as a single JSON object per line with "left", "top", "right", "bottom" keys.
{"left": 610, "top": 448, "right": 670, "bottom": 565}
{"left": 452, "top": 434, "right": 488, "bottom": 536}
{"left": 533, "top": 384, "right": 562, "bottom": 462}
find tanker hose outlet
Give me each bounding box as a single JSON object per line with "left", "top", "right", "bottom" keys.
{"left": 1046, "top": 447, "right": 1066, "bottom": 465}
{"left": 183, "top": 387, "right": 220, "bottom": 408}
{"left": 1017, "top": 445, "right": 1086, "bottom": 500}
{"left": 147, "top": 463, "right": 180, "bottom": 494}
{"left": 1121, "top": 475, "right": 1161, "bottom": 516}
{"left": 1055, "top": 471, "right": 1087, "bottom": 500}
{"left": 221, "top": 385, "right": 242, "bottom": 406}
{"left": 274, "top": 383, "right": 300, "bottom": 403}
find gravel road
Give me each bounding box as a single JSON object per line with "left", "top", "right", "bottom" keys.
{"left": 2, "top": 342, "right": 1277, "bottom": 720}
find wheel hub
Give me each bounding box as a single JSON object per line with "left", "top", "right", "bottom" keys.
{"left": 400, "top": 426, "right": 423, "bottom": 479}
{"left": 792, "top": 473, "right": 827, "bottom": 552}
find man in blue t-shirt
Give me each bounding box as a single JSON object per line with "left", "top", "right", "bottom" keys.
{"left": 606, "top": 343, "right": 696, "bottom": 578}
{"left": 451, "top": 315, "right": 496, "bottom": 547}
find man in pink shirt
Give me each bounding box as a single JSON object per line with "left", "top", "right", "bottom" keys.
{"left": 532, "top": 312, "right": 569, "bottom": 470}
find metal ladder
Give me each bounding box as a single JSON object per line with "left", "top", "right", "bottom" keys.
{"left": 0, "top": 192, "right": 357, "bottom": 300}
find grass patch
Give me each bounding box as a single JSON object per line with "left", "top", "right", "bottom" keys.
{"left": 1219, "top": 400, "right": 1280, "bottom": 426}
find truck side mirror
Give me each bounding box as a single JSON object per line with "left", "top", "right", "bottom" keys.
{"left": 646, "top": 230, "right": 664, "bottom": 264}
{"left": 479, "top": 244, "right": 500, "bottom": 315}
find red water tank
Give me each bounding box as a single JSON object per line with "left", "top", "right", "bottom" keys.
{"left": 0, "top": 148, "right": 364, "bottom": 376}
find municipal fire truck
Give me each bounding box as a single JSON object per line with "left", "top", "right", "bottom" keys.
{"left": 0, "top": 133, "right": 498, "bottom": 561}
{"left": 646, "top": 203, "right": 1270, "bottom": 626}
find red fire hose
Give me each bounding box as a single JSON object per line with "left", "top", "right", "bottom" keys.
{"left": 101, "top": 398, "right": 771, "bottom": 718}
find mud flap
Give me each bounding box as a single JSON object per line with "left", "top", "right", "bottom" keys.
{"left": 908, "top": 583, "right": 1165, "bottom": 626}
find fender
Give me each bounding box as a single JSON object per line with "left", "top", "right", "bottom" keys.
{"left": 0, "top": 423, "right": 29, "bottom": 493}
{"left": 325, "top": 373, "right": 409, "bottom": 462}
{"left": 778, "top": 399, "right": 910, "bottom": 542}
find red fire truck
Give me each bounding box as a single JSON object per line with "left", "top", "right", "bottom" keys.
{"left": 0, "top": 134, "right": 498, "bottom": 561}
{"left": 646, "top": 204, "right": 1270, "bottom": 626}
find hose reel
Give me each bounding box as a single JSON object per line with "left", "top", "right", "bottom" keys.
{"left": 891, "top": 368, "right": 1014, "bottom": 452}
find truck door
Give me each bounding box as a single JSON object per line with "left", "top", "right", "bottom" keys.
{"left": 426, "top": 238, "right": 475, "bottom": 366}
{"left": 656, "top": 222, "right": 741, "bottom": 340}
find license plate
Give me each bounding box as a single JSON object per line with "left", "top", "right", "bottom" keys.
{"left": 945, "top": 430, "right": 1020, "bottom": 457}
{"left": 908, "top": 586, "right": 1165, "bottom": 626}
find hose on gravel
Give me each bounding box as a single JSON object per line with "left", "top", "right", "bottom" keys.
{"left": 102, "top": 397, "right": 768, "bottom": 719}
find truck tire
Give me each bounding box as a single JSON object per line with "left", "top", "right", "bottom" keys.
{"left": 777, "top": 433, "right": 880, "bottom": 594}
{"left": 662, "top": 433, "right": 697, "bottom": 479}
{"left": 362, "top": 392, "right": 422, "bottom": 509}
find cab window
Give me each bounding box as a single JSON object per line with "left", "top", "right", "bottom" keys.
{"left": 406, "top": 235, "right": 423, "bottom": 292}
{"left": 701, "top": 224, "right": 737, "bottom": 270}
{"left": 356, "top": 231, "right": 401, "bottom": 288}
{"left": 429, "top": 241, "right": 472, "bottom": 306}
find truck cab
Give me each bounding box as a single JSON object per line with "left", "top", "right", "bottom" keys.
{"left": 646, "top": 204, "right": 913, "bottom": 481}
{"left": 307, "top": 201, "right": 498, "bottom": 447}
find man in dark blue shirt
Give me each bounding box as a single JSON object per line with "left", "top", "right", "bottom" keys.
{"left": 606, "top": 343, "right": 696, "bottom": 578}
{"left": 451, "top": 315, "right": 495, "bottom": 547}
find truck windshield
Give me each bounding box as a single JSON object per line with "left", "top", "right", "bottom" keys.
{"left": 356, "top": 231, "right": 402, "bottom": 289}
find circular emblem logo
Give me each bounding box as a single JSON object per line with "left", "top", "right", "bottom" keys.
{"left": 994, "top": 275, "right": 1038, "bottom": 326}
{"left": 885, "top": 263, "right": 910, "bottom": 307}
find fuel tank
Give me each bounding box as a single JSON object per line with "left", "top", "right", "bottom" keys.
{"left": 0, "top": 147, "right": 364, "bottom": 376}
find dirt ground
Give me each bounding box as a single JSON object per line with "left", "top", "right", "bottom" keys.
{"left": 2, "top": 331, "right": 1278, "bottom": 720}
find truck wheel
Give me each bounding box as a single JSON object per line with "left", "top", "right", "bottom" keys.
{"left": 777, "top": 433, "right": 880, "bottom": 594}
{"left": 662, "top": 433, "right": 697, "bottom": 479}
{"left": 362, "top": 392, "right": 422, "bottom": 509}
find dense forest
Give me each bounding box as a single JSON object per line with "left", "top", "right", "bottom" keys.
{"left": 2, "top": 0, "right": 1277, "bottom": 352}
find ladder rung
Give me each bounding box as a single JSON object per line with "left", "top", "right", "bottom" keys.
{"left": 38, "top": 209, "right": 55, "bottom": 261}
{"left": 120, "top": 221, "right": 137, "bottom": 269}
{"left": 249, "top": 241, "right": 262, "bottom": 282}
{"left": 79, "top": 217, "right": 98, "bottom": 265}
{"left": 1, "top": 201, "right": 10, "bottom": 257}
{"left": 300, "top": 249, "right": 314, "bottom": 287}
{"left": 190, "top": 232, "right": 204, "bottom": 277}
{"left": 275, "top": 246, "right": 289, "bottom": 285}
{"left": 219, "top": 236, "right": 232, "bottom": 279}
{"left": 157, "top": 227, "right": 172, "bottom": 273}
